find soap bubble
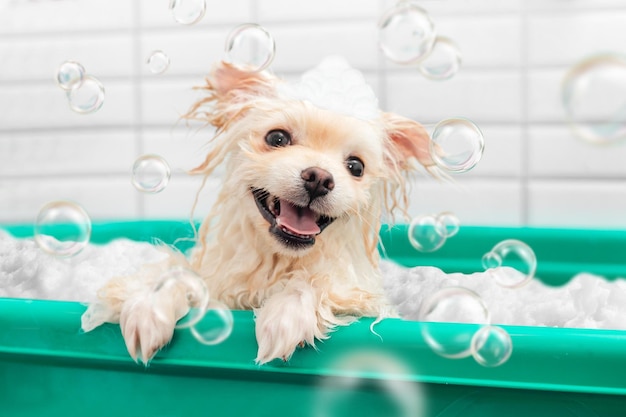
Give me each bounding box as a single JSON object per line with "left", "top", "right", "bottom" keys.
{"left": 131, "top": 154, "right": 171, "bottom": 194}
{"left": 471, "top": 325, "right": 513, "bottom": 367}
{"left": 435, "top": 211, "right": 460, "bottom": 238}
{"left": 56, "top": 60, "right": 85, "bottom": 91}
{"left": 146, "top": 50, "right": 170, "bottom": 74}
{"left": 562, "top": 54, "right": 626, "bottom": 144}
{"left": 169, "top": 0, "right": 206, "bottom": 25}
{"left": 430, "top": 118, "right": 484, "bottom": 173}
{"left": 418, "top": 37, "right": 462, "bottom": 81}
{"left": 315, "top": 350, "right": 424, "bottom": 417}
{"left": 482, "top": 239, "right": 536, "bottom": 288}
{"left": 418, "top": 286, "right": 490, "bottom": 359}
{"left": 34, "top": 200, "right": 92, "bottom": 257}
{"left": 408, "top": 214, "right": 447, "bottom": 252}
{"left": 190, "top": 299, "right": 234, "bottom": 345}
{"left": 378, "top": 2, "right": 436, "bottom": 65}
{"left": 66, "top": 75, "right": 105, "bottom": 114}
{"left": 152, "top": 266, "right": 210, "bottom": 329}
{"left": 224, "top": 23, "right": 276, "bottom": 72}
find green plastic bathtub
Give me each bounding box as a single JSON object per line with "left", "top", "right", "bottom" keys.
{"left": 1, "top": 221, "right": 626, "bottom": 417}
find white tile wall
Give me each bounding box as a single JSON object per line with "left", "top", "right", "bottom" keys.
{"left": 0, "top": 35, "right": 134, "bottom": 81}
{"left": 423, "top": 15, "right": 522, "bottom": 69}
{"left": 528, "top": 9, "right": 626, "bottom": 66}
{"left": 408, "top": 178, "right": 524, "bottom": 226}
{"left": 528, "top": 180, "right": 626, "bottom": 228}
{"left": 141, "top": 79, "right": 205, "bottom": 126}
{"left": 138, "top": 0, "right": 251, "bottom": 28}
{"left": 386, "top": 70, "right": 523, "bottom": 123}
{"left": 0, "top": 1, "right": 133, "bottom": 34}
{"left": 0, "top": 177, "right": 137, "bottom": 223}
{"left": 0, "top": 129, "right": 136, "bottom": 177}
{"left": 528, "top": 126, "right": 626, "bottom": 178}
{"left": 269, "top": 22, "right": 380, "bottom": 72}
{"left": 257, "top": 0, "right": 380, "bottom": 22}
{"left": 1, "top": 0, "right": 626, "bottom": 230}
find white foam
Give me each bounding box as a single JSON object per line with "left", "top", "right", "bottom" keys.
{"left": 2, "top": 231, "right": 625, "bottom": 330}
{"left": 0, "top": 230, "right": 166, "bottom": 303}
{"left": 277, "top": 55, "right": 380, "bottom": 121}
{"left": 380, "top": 260, "right": 626, "bottom": 330}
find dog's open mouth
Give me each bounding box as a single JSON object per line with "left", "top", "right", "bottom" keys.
{"left": 252, "top": 188, "right": 335, "bottom": 249}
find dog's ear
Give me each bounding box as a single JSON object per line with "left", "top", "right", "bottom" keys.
{"left": 185, "top": 62, "right": 277, "bottom": 178}
{"left": 184, "top": 61, "right": 276, "bottom": 129}
{"left": 382, "top": 112, "right": 435, "bottom": 171}
{"left": 380, "top": 112, "right": 438, "bottom": 217}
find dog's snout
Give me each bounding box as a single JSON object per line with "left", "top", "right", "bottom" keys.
{"left": 301, "top": 167, "right": 335, "bottom": 200}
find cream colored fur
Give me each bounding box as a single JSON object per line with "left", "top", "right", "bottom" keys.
{"left": 81, "top": 61, "right": 435, "bottom": 365}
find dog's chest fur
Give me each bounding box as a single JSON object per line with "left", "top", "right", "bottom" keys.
{"left": 191, "top": 193, "right": 386, "bottom": 316}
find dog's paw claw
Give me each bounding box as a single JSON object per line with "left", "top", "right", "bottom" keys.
{"left": 254, "top": 308, "right": 318, "bottom": 364}
{"left": 120, "top": 296, "right": 177, "bottom": 365}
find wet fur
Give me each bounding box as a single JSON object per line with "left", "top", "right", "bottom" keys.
{"left": 81, "top": 61, "right": 435, "bottom": 364}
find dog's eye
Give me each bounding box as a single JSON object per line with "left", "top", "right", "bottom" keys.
{"left": 265, "top": 130, "right": 292, "bottom": 147}
{"left": 346, "top": 157, "right": 364, "bottom": 177}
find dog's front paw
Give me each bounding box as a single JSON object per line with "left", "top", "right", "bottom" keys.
{"left": 254, "top": 284, "right": 322, "bottom": 364}
{"left": 120, "top": 296, "right": 174, "bottom": 364}
{"left": 119, "top": 287, "right": 188, "bottom": 365}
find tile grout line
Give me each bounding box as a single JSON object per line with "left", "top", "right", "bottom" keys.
{"left": 250, "top": 0, "right": 261, "bottom": 66}
{"left": 376, "top": 0, "right": 388, "bottom": 112}
{"left": 250, "top": 0, "right": 259, "bottom": 22}
{"left": 131, "top": 1, "right": 145, "bottom": 219}
{"left": 520, "top": 3, "right": 530, "bottom": 226}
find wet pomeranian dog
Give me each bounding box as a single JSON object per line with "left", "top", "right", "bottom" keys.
{"left": 81, "top": 56, "right": 436, "bottom": 364}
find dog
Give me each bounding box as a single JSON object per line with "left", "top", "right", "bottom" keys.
{"left": 81, "top": 56, "right": 437, "bottom": 365}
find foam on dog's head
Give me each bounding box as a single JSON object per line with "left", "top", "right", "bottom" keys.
{"left": 277, "top": 55, "right": 380, "bottom": 121}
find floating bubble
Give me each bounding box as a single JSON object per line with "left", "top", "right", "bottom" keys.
{"left": 378, "top": 2, "right": 436, "bottom": 65}
{"left": 435, "top": 211, "right": 460, "bottom": 238}
{"left": 408, "top": 214, "right": 447, "bottom": 252}
{"left": 471, "top": 325, "right": 513, "bottom": 367}
{"left": 131, "top": 154, "right": 171, "bottom": 194}
{"left": 562, "top": 54, "right": 626, "bottom": 144}
{"left": 152, "top": 266, "right": 210, "bottom": 329}
{"left": 34, "top": 200, "right": 92, "bottom": 257}
{"left": 190, "top": 299, "right": 234, "bottom": 345}
{"left": 146, "top": 50, "right": 170, "bottom": 74}
{"left": 224, "top": 23, "right": 276, "bottom": 72}
{"left": 418, "top": 286, "right": 490, "bottom": 359}
{"left": 169, "top": 0, "right": 206, "bottom": 25}
{"left": 315, "top": 350, "right": 424, "bottom": 417}
{"left": 482, "top": 239, "right": 536, "bottom": 289}
{"left": 418, "top": 36, "right": 462, "bottom": 81}
{"left": 66, "top": 75, "right": 105, "bottom": 114}
{"left": 482, "top": 251, "right": 501, "bottom": 269}
{"left": 430, "top": 118, "right": 484, "bottom": 173}
{"left": 56, "top": 60, "right": 85, "bottom": 91}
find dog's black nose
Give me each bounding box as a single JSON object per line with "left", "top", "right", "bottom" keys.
{"left": 301, "top": 167, "right": 334, "bottom": 200}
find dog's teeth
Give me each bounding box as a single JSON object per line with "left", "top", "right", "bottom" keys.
{"left": 279, "top": 225, "right": 311, "bottom": 239}
{"left": 273, "top": 197, "right": 280, "bottom": 216}
{"left": 263, "top": 195, "right": 281, "bottom": 217}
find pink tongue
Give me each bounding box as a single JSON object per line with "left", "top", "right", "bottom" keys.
{"left": 276, "top": 200, "right": 321, "bottom": 235}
